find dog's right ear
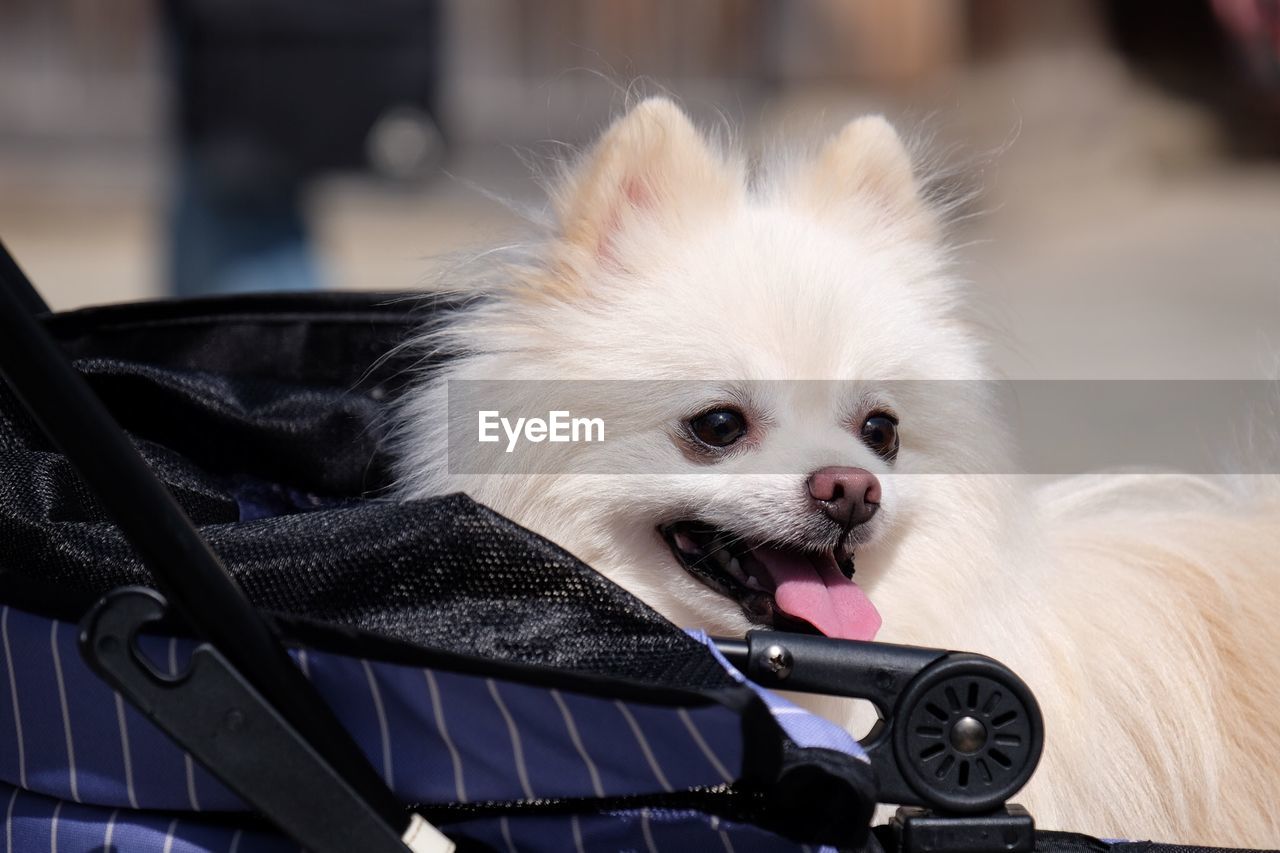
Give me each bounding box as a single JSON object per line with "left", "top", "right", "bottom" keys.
{"left": 553, "top": 98, "right": 741, "bottom": 277}
{"left": 791, "top": 116, "right": 937, "bottom": 239}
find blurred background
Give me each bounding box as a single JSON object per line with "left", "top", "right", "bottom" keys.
{"left": 1, "top": 0, "right": 1277, "bottom": 378}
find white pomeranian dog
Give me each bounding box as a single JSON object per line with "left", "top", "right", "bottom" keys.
{"left": 393, "top": 98, "right": 1280, "bottom": 845}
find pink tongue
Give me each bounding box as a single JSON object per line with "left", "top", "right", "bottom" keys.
{"left": 753, "top": 550, "right": 881, "bottom": 641}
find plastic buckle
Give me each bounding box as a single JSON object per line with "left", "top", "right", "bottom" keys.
{"left": 890, "top": 804, "right": 1034, "bottom": 853}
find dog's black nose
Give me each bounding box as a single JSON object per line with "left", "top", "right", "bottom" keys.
{"left": 807, "top": 466, "right": 881, "bottom": 528}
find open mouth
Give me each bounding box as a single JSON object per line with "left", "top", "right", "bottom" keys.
{"left": 659, "top": 521, "right": 882, "bottom": 640}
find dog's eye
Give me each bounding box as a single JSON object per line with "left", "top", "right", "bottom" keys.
{"left": 860, "top": 413, "right": 899, "bottom": 461}
{"left": 689, "top": 408, "right": 748, "bottom": 448}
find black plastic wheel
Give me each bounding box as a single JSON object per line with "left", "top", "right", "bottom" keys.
{"left": 892, "top": 653, "right": 1043, "bottom": 814}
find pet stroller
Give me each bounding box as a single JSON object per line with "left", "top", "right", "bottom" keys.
{"left": 0, "top": 242, "right": 1258, "bottom": 853}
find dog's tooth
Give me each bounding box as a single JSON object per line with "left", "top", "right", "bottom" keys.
{"left": 709, "top": 541, "right": 734, "bottom": 567}
{"left": 727, "top": 556, "right": 744, "bottom": 581}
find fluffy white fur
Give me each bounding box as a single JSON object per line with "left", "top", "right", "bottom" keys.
{"left": 393, "top": 98, "right": 1280, "bottom": 845}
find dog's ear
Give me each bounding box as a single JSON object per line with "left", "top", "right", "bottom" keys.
{"left": 793, "top": 116, "right": 935, "bottom": 237}
{"left": 556, "top": 98, "right": 739, "bottom": 270}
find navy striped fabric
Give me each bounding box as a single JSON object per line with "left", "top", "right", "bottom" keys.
{"left": 1, "top": 604, "right": 854, "bottom": 851}
{"left": 2, "top": 781, "right": 836, "bottom": 852}
{"left": 0, "top": 605, "right": 747, "bottom": 811}
{"left": 3, "top": 782, "right": 295, "bottom": 853}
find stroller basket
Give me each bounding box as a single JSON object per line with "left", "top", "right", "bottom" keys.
{"left": 0, "top": 243, "right": 1258, "bottom": 853}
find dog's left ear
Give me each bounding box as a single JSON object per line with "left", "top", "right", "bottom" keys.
{"left": 555, "top": 98, "right": 741, "bottom": 273}
{"left": 792, "top": 116, "right": 936, "bottom": 239}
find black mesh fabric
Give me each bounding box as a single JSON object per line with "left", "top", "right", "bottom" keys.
{"left": 0, "top": 293, "right": 733, "bottom": 690}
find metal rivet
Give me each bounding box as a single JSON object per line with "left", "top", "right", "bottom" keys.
{"left": 223, "top": 708, "right": 247, "bottom": 734}
{"left": 950, "top": 715, "right": 987, "bottom": 753}
{"left": 763, "top": 644, "right": 793, "bottom": 680}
